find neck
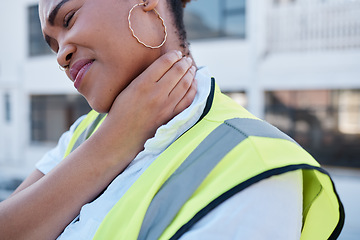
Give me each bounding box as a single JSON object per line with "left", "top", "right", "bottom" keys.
{"left": 155, "top": 1, "right": 196, "bottom": 67}
{"left": 160, "top": 21, "right": 196, "bottom": 67}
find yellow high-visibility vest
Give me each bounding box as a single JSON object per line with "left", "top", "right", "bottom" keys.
{"left": 65, "top": 79, "right": 344, "bottom": 240}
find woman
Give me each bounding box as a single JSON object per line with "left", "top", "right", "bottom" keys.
{"left": 1, "top": 0, "right": 344, "bottom": 239}
{"left": 0, "top": 0, "right": 196, "bottom": 238}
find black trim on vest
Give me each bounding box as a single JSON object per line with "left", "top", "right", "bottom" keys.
{"left": 196, "top": 77, "right": 215, "bottom": 123}
{"left": 170, "top": 77, "right": 214, "bottom": 142}
{"left": 328, "top": 171, "right": 346, "bottom": 240}
{"left": 170, "top": 164, "right": 345, "bottom": 240}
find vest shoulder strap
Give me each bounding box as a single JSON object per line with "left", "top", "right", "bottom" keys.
{"left": 138, "top": 117, "right": 298, "bottom": 240}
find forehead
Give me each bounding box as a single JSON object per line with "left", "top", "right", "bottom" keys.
{"left": 38, "top": 0, "right": 61, "bottom": 25}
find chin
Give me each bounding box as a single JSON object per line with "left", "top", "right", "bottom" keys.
{"left": 86, "top": 96, "right": 111, "bottom": 114}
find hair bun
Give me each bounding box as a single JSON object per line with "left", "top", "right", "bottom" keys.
{"left": 181, "top": 0, "right": 192, "bottom": 7}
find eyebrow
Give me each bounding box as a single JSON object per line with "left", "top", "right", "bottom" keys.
{"left": 48, "top": 0, "right": 71, "bottom": 25}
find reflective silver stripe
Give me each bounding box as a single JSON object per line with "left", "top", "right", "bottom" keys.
{"left": 70, "top": 113, "right": 106, "bottom": 153}
{"left": 225, "top": 118, "right": 296, "bottom": 144}
{"left": 138, "top": 118, "right": 295, "bottom": 240}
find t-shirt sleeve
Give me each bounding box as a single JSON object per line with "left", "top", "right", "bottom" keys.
{"left": 35, "top": 115, "right": 87, "bottom": 175}
{"left": 180, "top": 171, "right": 303, "bottom": 240}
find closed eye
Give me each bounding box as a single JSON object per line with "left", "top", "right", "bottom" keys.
{"left": 63, "top": 11, "right": 75, "bottom": 28}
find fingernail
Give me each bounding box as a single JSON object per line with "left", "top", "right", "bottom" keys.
{"left": 186, "top": 57, "right": 193, "bottom": 64}
{"left": 176, "top": 50, "right": 182, "bottom": 58}
{"left": 190, "top": 66, "right": 196, "bottom": 74}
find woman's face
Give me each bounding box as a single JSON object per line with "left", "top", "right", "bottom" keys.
{"left": 39, "top": 0, "right": 165, "bottom": 112}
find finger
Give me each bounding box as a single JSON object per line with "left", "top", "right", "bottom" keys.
{"left": 169, "top": 65, "right": 195, "bottom": 100}
{"left": 137, "top": 50, "right": 182, "bottom": 82}
{"left": 169, "top": 66, "right": 197, "bottom": 113}
{"left": 157, "top": 56, "right": 193, "bottom": 93}
{"left": 173, "top": 77, "right": 197, "bottom": 117}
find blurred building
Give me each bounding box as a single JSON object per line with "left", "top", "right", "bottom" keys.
{"left": 0, "top": 0, "right": 359, "bottom": 172}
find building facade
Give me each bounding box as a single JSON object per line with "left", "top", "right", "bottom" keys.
{"left": 0, "top": 0, "right": 359, "bottom": 175}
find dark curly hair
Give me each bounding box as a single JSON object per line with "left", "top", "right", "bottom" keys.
{"left": 166, "top": 0, "right": 193, "bottom": 54}
{"left": 180, "top": 0, "right": 192, "bottom": 7}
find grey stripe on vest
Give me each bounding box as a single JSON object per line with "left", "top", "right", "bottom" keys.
{"left": 225, "top": 118, "right": 296, "bottom": 144}
{"left": 138, "top": 118, "right": 295, "bottom": 240}
{"left": 70, "top": 113, "right": 106, "bottom": 153}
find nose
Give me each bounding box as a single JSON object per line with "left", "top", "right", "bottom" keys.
{"left": 57, "top": 43, "right": 76, "bottom": 68}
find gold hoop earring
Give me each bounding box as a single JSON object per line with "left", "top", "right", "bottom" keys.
{"left": 128, "top": 2, "right": 167, "bottom": 49}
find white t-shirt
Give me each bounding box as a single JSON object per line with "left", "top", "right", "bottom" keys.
{"left": 36, "top": 67, "right": 302, "bottom": 240}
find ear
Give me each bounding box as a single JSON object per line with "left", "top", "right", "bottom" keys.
{"left": 143, "top": 0, "right": 159, "bottom": 12}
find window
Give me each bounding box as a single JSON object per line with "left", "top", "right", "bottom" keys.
{"left": 31, "top": 95, "right": 91, "bottom": 143}
{"left": 224, "top": 92, "right": 248, "bottom": 108}
{"left": 28, "top": 5, "right": 52, "bottom": 56}
{"left": 4, "top": 93, "right": 11, "bottom": 123}
{"left": 265, "top": 89, "right": 360, "bottom": 167}
{"left": 273, "top": 0, "right": 295, "bottom": 5}
{"left": 184, "top": 0, "right": 246, "bottom": 40}
{"left": 337, "top": 90, "right": 360, "bottom": 134}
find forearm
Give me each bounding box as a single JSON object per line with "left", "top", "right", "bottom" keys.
{"left": 10, "top": 170, "right": 44, "bottom": 197}
{"left": 0, "top": 115, "right": 143, "bottom": 240}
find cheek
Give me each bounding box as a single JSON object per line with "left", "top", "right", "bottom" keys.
{"left": 76, "top": 1, "right": 130, "bottom": 45}
{"left": 77, "top": 1, "right": 163, "bottom": 111}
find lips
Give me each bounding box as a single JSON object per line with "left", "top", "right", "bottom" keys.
{"left": 70, "top": 59, "right": 94, "bottom": 89}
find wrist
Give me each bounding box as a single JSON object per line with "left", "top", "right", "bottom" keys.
{"left": 85, "top": 113, "right": 148, "bottom": 169}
